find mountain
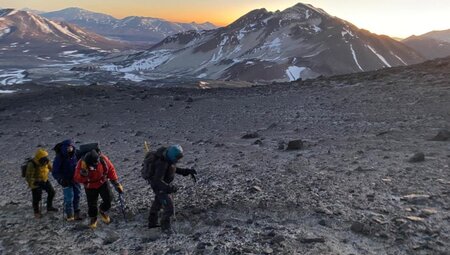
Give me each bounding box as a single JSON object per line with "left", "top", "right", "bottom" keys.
{"left": 101, "top": 3, "right": 424, "bottom": 82}
{"left": 403, "top": 29, "right": 450, "bottom": 60}
{"left": 0, "top": 9, "right": 127, "bottom": 51}
{"left": 41, "top": 7, "right": 217, "bottom": 44}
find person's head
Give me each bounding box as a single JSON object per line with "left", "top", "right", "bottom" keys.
{"left": 166, "top": 144, "right": 183, "bottom": 164}
{"left": 61, "top": 139, "right": 75, "bottom": 157}
{"left": 34, "top": 148, "right": 49, "bottom": 166}
{"left": 84, "top": 150, "right": 100, "bottom": 170}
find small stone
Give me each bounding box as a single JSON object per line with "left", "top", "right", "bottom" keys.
{"left": 250, "top": 186, "right": 262, "bottom": 193}
{"left": 400, "top": 194, "right": 430, "bottom": 204}
{"left": 286, "top": 140, "right": 303, "bottom": 150}
{"left": 431, "top": 129, "right": 450, "bottom": 141}
{"left": 185, "top": 97, "right": 194, "bottom": 103}
{"left": 271, "top": 234, "right": 286, "bottom": 244}
{"left": 253, "top": 139, "right": 263, "bottom": 145}
{"left": 242, "top": 132, "right": 259, "bottom": 139}
{"left": 405, "top": 216, "right": 425, "bottom": 222}
{"left": 277, "top": 141, "right": 285, "bottom": 150}
{"left": 408, "top": 152, "right": 425, "bottom": 162}
{"left": 103, "top": 231, "right": 120, "bottom": 245}
{"left": 419, "top": 208, "right": 437, "bottom": 217}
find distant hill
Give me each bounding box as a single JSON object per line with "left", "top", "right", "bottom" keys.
{"left": 41, "top": 7, "right": 217, "bottom": 44}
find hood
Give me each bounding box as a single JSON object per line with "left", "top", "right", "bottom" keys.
{"left": 34, "top": 148, "right": 49, "bottom": 162}
{"left": 60, "top": 139, "right": 75, "bottom": 157}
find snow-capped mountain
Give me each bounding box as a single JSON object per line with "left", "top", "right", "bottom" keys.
{"left": 41, "top": 7, "right": 217, "bottom": 44}
{"left": 102, "top": 3, "right": 425, "bottom": 82}
{"left": 0, "top": 9, "right": 127, "bottom": 51}
{"left": 403, "top": 29, "right": 450, "bottom": 60}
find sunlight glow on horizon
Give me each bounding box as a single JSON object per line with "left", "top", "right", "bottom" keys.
{"left": 0, "top": 0, "right": 449, "bottom": 38}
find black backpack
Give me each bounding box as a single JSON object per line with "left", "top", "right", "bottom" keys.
{"left": 21, "top": 158, "right": 36, "bottom": 178}
{"left": 141, "top": 147, "right": 166, "bottom": 181}
{"left": 76, "top": 143, "right": 100, "bottom": 160}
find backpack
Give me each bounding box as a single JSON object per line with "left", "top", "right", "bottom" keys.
{"left": 141, "top": 147, "right": 166, "bottom": 181}
{"left": 76, "top": 143, "right": 100, "bottom": 160}
{"left": 20, "top": 158, "right": 36, "bottom": 178}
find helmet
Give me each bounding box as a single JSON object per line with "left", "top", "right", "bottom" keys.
{"left": 166, "top": 145, "right": 183, "bottom": 163}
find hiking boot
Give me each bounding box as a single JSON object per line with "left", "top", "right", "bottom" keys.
{"left": 160, "top": 218, "right": 173, "bottom": 234}
{"left": 66, "top": 214, "right": 75, "bottom": 222}
{"left": 34, "top": 213, "right": 42, "bottom": 219}
{"left": 74, "top": 210, "right": 83, "bottom": 221}
{"left": 99, "top": 210, "right": 111, "bottom": 224}
{"left": 89, "top": 217, "right": 98, "bottom": 229}
{"left": 47, "top": 207, "right": 59, "bottom": 212}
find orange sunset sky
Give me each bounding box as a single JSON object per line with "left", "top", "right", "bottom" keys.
{"left": 0, "top": 0, "right": 449, "bottom": 38}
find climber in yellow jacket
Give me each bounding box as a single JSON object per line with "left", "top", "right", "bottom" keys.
{"left": 25, "top": 148, "right": 58, "bottom": 218}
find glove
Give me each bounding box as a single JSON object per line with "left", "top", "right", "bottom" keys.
{"left": 111, "top": 180, "right": 124, "bottom": 194}
{"left": 189, "top": 169, "right": 197, "bottom": 182}
{"left": 115, "top": 183, "right": 124, "bottom": 194}
{"left": 80, "top": 168, "right": 88, "bottom": 177}
{"left": 167, "top": 184, "right": 178, "bottom": 194}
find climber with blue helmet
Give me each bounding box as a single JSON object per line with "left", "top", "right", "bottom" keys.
{"left": 143, "top": 144, "right": 197, "bottom": 233}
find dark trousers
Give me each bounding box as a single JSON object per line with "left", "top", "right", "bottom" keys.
{"left": 149, "top": 190, "right": 174, "bottom": 228}
{"left": 31, "top": 181, "right": 55, "bottom": 213}
{"left": 85, "top": 182, "right": 112, "bottom": 218}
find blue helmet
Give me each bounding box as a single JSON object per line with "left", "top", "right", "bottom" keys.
{"left": 166, "top": 145, "right": 184, "bottom": 163}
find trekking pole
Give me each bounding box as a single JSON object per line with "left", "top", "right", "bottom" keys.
{"left": 118, "top": 193, "right": 127, "bottom": 222}
{"left": 144, "top": 141, "right": 150, "bottom": 153}
{"left": 62, "top": 200, "right": 65, "bottom": 224}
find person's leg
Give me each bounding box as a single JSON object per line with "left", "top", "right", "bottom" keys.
{"left": 42, "top": 181, "right": 57, "bottom": 211}
{"left": 98, "top": 182, "right": 113, "bottom": 213}
{"left": 73, "top": 183, "right": 82, "bottom": 220}
{"left": 63, "top": 186, "right": 74, "bottom": 218}
{"left": 85, "top": 188, "right": 99, "bottom": 218}
{"left": 159, "top": 193, "right": 174, "bottom": 231}
{"left": 31, "top": 187, "right": 42, "bottom": 216}
{"left": 149, "top": 193, "right": 162, "bottom": 227}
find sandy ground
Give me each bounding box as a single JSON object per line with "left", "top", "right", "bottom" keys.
{"left": 0, "top": 58, "right": 449, "bottom": 254}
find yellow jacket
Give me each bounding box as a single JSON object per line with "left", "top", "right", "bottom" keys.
{"left": 26, "top": 149, "right": 52, "bottom": 189}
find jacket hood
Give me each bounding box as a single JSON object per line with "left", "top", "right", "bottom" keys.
{"left": 60, "top": 139, "right": 75, "bottom": 157}
{"left": 34, "top": 148, "right": 49, "bottom": 161}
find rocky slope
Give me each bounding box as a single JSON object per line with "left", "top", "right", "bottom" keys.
{"left": 102, "top": 3, "right": 425, "bottom": 82}
{"left": 42, "top": 7, "right": 217, "bottom": 44}
{"left": 403, "top": 29, "right": 450, "bottom": 60}
{"left": 0, "top": 9, "right": 127, "bottom": 51}
{"left": 0, "top": 57, "right": 449, "bottom": 254}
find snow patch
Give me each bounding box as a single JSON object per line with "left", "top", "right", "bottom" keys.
{"left": 366, "top": 45, "right": 391, "bottom": 67}
{"left": 0, "top": 27, "right": 11, "bottom": 38}
{"left": 286, "top": 66, "right": 306, "bottom": 81}
{"left": 350, "top": 44, "right": 364, "bottom": 71}
{"left": 198, "top": 81, "right": 210, "bottom": 89}
{"left": 30, "top": 15, "right": 52, "bottom": 33}
{"left": 197, "top": 73, "right": 207, "bottom": 78}
{"left": 0, "top": 89, "right": 17, "bottom": 94}
{"left": 123, "top": 73, "right": 144, "bottom": 82}
{"left": 114, "top": 50, "right": 173, "bottom": 72}
{"left": 390, "top": 51, "right": 407, "bottom": 65}
{"left": 0, "top": 69, "right": 30, "bottom": 85}
{"left": 263, "top": 37, "right": 281, "bottom": 53}
{"left": 48, "top": 20, "right": 82, "bottom": 42}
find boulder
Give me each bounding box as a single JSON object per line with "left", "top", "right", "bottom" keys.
{"left": 431, "top": 129, "right": 450, "bottom": 141}
{"left": 408, "top": 152, "right": 425, "bottom": 162}
{"left": 286, "top": 140, "right": 303, "bottom": 150}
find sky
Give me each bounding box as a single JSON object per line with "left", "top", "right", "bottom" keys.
{"left": 0, "top": 0, "right": 449, "bottom": 38}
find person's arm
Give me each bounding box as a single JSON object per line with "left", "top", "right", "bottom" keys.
{"left": 73, "top": 160, "right": 86, "bottom": 184}
{"left": 152, "top": 160, "right": 171, "bottom": 192}
{"left": 25, "top": 162, "right": 36, "bottom": 188}
{"left": 103, "top": 155, "right": 118, "bottom": 181}
{"left": 52, "top": 157, "right": 62, "bottom": 181}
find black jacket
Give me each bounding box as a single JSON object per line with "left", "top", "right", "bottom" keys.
{"left": 150, "top": 147, "right": 190, "bottom": 193}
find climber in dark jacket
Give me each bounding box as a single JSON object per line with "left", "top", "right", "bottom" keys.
{"left": 147, "top": 145, "right": 197, "bottom": 233}
{"left": 52, "top": 139, "right": 82, "bottom": 221}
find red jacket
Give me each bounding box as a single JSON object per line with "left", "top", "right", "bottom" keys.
{"left": 74, "top": 155, "right": 118, "bottom": 189}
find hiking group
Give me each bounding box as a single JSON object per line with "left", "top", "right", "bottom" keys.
{"left": 23, "top": 139, "right": 197, "bottom": 234}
